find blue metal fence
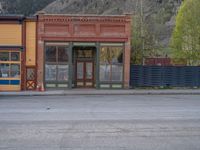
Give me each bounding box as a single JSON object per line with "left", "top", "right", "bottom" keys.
{"left": 130, "top": 65, "right": 200, "bottom": 87}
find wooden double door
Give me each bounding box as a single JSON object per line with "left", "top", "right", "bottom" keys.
{"left": 76, "top": 60, "right": 94, "bottom": 88}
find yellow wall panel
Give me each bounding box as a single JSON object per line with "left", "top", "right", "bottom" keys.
{"left": 26, "top": 21, "right": 36, "bottom": 66}
{"left": 0, "top": 85, "right": 21, "bottom": 91}
{"left": 0, "top": 24, "right": 22, "bottom": 46}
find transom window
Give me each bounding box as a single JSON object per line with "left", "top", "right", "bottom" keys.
{"left": 0, "top": 51, "right": 21, "bottom": 79}
{"left": 77, "top": 50, "right": 93, "bottom": 58}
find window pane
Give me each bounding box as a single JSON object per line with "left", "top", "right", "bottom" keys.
{"left": 11, "top": 52, "right": 20, "bottom": 61}
{"left": 100, "top": 64, "right": 111, "bottom": 81}
{"left": 86, "top": 62, "right": 93, "bottom": 79}
{"left": 110, "top": 47, "right": 123, "bottom": 63}
{"left": 58, "top": 46, "right": 68, "bottom": 63}
{"left": 0, "top": 52, "right": 9, "bottom": 61}
{"left": 0, "top": 64, "right": 9, "bottom": 78}
{"left": 10, "top": 64, "right": 20, "bottom": 78}
{"left": 58, "top": 65, "right": 68, "bottom": 81}
{"left": 45, "top": 46, "right": 56, "bottom": 62}
{"left": 100, "top": 47, "right": 110, "bottom": 63}
{"left": 100, "top": 46, "right": 123, "bottom": 63}
{"left": 111, "top": 65, "right": 123, "bottom": 81}
{"left": 45, "top": 65, "right": 56, "bottom": 81}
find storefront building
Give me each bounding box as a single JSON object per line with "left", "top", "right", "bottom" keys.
{"left": 0, "top": 15, "right": 36, "bottom": 91}
{"left": 0, "top": 14, "right": 131, "bottom": 91}
{"left": 37, "top": 14, "right": 131, "bottom": 90}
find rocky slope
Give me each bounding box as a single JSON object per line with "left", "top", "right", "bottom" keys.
{"left": 43, "top": 0, "right": 180, "bottom": 16}
{"left": 0, "top": 0, "right": 182, "bottom": 47}
{"left": 0, "top": 0, "right": 54, "bottom": 15}
{"left": 43, "top": 0, "right": 182, "bottom": 46}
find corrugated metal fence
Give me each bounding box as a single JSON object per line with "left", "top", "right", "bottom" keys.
{"left": 130, "top": 65, "right": 200, "bottom": 87}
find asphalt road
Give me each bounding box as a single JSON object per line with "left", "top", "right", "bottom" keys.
{"left": 0, "top": 95, "right": 200, "bottom": 150}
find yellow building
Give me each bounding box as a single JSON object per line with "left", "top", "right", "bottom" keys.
{"left": 0, "top": 15, "right": 36, "bottom": 91}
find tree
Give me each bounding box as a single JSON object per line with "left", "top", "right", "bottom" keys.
{"left": 170, "top": 0, "right": 200, "bottom": 66}
{"left": 131, "top": 14, "right": 167, "bottom": 64}
{"left": 131, "top": 0, "right": 181, "bottom": 65}
{"left": 131, "top": 14, "right": 143, "bottom": 64}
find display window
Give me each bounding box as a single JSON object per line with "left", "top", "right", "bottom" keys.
{"left": 0, "top": 51, "right": 21, "bottom": 80}
{"left": 45, "top": 43, "right": 69, "bottom": 88}
{"left": 100, "top": 46, "right": 123, "bottom": 82}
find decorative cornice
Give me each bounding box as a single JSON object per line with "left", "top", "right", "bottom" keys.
{"left": 38, "top": 15, "right": 131, "bottom": 24}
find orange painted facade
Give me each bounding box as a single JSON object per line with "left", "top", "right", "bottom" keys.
{"left": 0, "top": 16, "right": 37, "bottom": 91}
{"left": 0, "top": 24, "right": 22, "bottom": 46}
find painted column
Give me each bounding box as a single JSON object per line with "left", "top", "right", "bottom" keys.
{"left": 21, "top": 20, "right": 26, "bottom": 90}
{"left": 68, "top": 42, "right": 73, "bottom": 89}
{"left": 96, "top": 42, "right": 100, "bottom": 89}
{"left": 36, "top": 16, "right": 45, "bottom": 91}
{"left": 124, "top": 15, "right": 132, "bottom": 89}
{"left": 124, "top": 42, "right": 131, "bottom": 88}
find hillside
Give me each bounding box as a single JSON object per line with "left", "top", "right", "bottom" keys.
{"left": 43, "top": 0, "right": 181, "bottom": 46}
{"left": 43, "top": 0, "right": 180, "bottom": 16}
{"left": 0, "top": 0, "right": 54, "bottom": 15}
{"left": 0, "top": 0, "right": 182, "bottom": 48}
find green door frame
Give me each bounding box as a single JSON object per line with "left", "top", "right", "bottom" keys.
{"left": 68, "top": 42, "right": 100, "bottom": 89}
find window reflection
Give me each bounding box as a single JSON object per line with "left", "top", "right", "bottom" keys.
{"left": 111, "top": 65, "right": 123, "bottom": 81}
{"left": 0, "top": 52, "right": 9, "bottom": 61}
{"left": 45, "top": 65, "right": 56, "bottom": 81}
{"left": 100, "top": 47, "right": 123, "bottom": 64}
{"left": 86, "top": 62, "right": 93, "bottom": 79}
{"left": 100, "top": 64, "right": 111, "bottom": 81}
{"left": 58, "top": 65, "right": 68, "bottom": 81}
{"left": 100, "top": 46, "right": 123, "bottom": 82}
{"left": 45, "top": 46, "right": 56, "bottom": 62}
{"left": 11, "top": 64, "right": 20, "bottom": 78}
{"left": 0, "top": 64, "right": 9, "bottom": 78}
{"left": 11, "top": 52, "right": 20, "bottom": 61}
{"left": 58, "top": 46, "right": 68, "bottom": 62}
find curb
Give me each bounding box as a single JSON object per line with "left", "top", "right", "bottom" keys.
{"left": 1, "top": 90, "right": 200, "bottom": 96}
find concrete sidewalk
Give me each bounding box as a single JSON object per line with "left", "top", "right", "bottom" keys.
{"left": 1, "top": 89, "right": 200, "bottom": 96}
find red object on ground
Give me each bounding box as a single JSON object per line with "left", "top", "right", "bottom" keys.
{"left": 145, "top": 58, "right": 171, "bottom": 66}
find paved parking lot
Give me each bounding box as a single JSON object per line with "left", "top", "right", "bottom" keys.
{"left": 0, "top": 95, "right": 200, "bottom": 150}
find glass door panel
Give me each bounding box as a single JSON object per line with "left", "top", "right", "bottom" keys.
{"left": 76, "top": 61, "right": 94, "bottom": 88}
{"left": 77, "top": 62, "right": 84, "bottom": 80}
{"left": 86, "top": 62, "right": 93, "bottom": 80}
